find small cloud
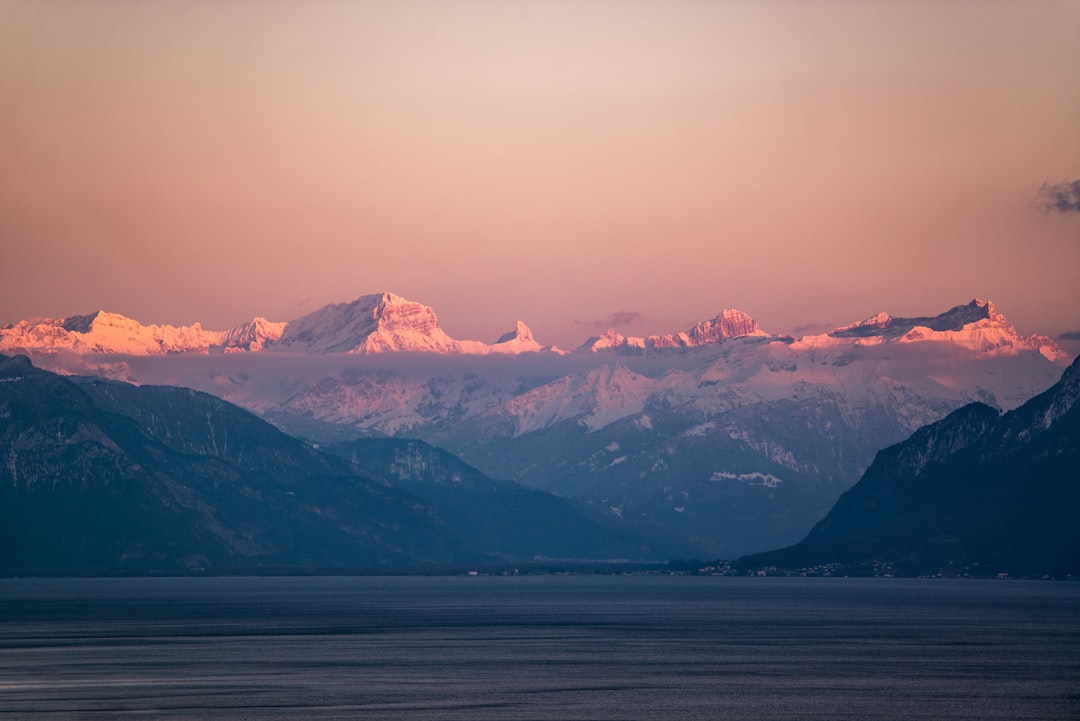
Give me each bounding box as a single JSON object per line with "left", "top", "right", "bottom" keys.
{"left": 1056, "top": 330, "right": 1080, "bottom": 342}
{"left": 792, "top": 322, "right": 834, "bottom": 335}
{"left": 1035, "top": 179, "right": 1080, "bottom": 213}
{"left": 574, "top": 311, "right": 647, "bottom": 330}
{"left": 604, "top": 311, "right": 646, "bottom": 327}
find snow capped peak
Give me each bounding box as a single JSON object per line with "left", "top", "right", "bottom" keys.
{"left": 61, "top": 311, "right": 105, "bottom": 333}
{"left": 834, "top": 311, "right": 892, "bottom": 334}
{"left": 480, "top": 320, "right": 567, "bottom": 355}
{"left": 794, "top": 298, "right": 1068, "bottom": 362}
{"left": 2, "top": 294, "right": 1065, "bottom": 362}
{"left": 269, "top": 293, "right": 562, "bottom": 356}
{"left": 0, "top": 310, "right": 276, "bottom": 355}
{"left": 379, "top": 290, "right": 405, "bottom": 304}
{"left": 686, "top": 309, "right": 764, "bottom": 345}
{"left": 973, "top": 297, "right": 998, "bottom": 317}
{"left": 831, "top": 299, "right": 995, "bottom": 340}
{"left": 577, "top": 332, "right": 639, "bottom": 355}
{"left": 497, "top": 320, "right": 535, "bottom": 345}
{"left": 220, "top": 317, "right": 287, "bottom": 352}
{"left": 579, "top": 309, "right": 765, "bottom": 353}
{"left": 271, "top": 292, "right": 455, "bottom": 354}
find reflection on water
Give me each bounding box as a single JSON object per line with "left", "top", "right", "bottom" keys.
{"left": 1, "top": 576, "right": 1077, "bottom": 720}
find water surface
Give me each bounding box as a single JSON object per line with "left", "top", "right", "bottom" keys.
{"left": 1, "top": 575, "right": 1077, "bottom": 720}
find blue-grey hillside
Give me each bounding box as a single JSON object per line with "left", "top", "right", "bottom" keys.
{"left": 322, "top": 437, "right": 669, "bottom": 561}
{"left": 739, "top": 356, "right": 1080, "bottom": 577}
{"left": 0, "top": 355, "right": 653, "bottom": 575}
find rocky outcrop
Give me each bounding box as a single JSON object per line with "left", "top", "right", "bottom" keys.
{"left": 580, "top": 309, "right": 765, "bottom": 353}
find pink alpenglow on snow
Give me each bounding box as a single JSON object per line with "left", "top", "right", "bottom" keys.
{"left": 579, "top": 309, "right": 766, "bottom": 352}
{"left": 0, "top": 292, "right": 565, "bottom": 357}
{"left": 0, "top": 293, "right": 1066, "bottom": 364}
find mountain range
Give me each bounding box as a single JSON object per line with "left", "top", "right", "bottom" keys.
{"left": 0, "top": 292, "right": 558, "bottom": 356}
{"left": 6, "top": 291, "right": 1063, "bottom": 360}
{"left": 3, "top": 293, "right": 1070, "bottom": 557}
{"left": 0, "top": 354, "right": 656, "bottom": 575}
{"left": 739, "top": 355, "right": 1080, "bottom": 578}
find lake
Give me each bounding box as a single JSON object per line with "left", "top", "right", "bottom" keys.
{"left": 1, "top": 575, "right": 1077, "bottom": 720}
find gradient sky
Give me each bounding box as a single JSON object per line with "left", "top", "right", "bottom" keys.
{"left": 2, "top": 1, "right": 1078, "bottom": 350}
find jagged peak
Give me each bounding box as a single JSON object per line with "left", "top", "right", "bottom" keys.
{"left": 686, "top": 308, "right": 762, "bottom": 343}
{"left": 496, "top": 321, "right": 534, "bottom": 344}
{"left": 272, "top": 292, "right": 450, "bottom": 354}
{"left": 61, "top": 311, "right": 104, "bottom": 333}
{"left": 5, "top": 294, "right": 1065, "bottom": 362}
{"left": 577, "top": 329, "right": 636, "bottom": 353}
{"left": 599, "top": 328, "right": 626, "bottom": 343}
{"left": 579, "top": 308, "right": 763, "bottom": 353}
{"left": 807, "top": 298, "right": 1068, "bottom": 361}
{"left": 370, "top": 290, "right": 412, "bottom": 312}
{"left": 834, "top": 311, "right": 892, "bottom": 334}
{"left": 831, "top": 299, "right": 997, "bottom": 339}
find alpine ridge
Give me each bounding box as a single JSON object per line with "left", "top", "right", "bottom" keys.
{"left": 809, "top": 299, "right": 1065, "bottom": 361}
{"left": 0, "top": 292, "right": 565, "bottom": 357}
{"left": 0, "top": 354, "right": 659, "bottom": 574}
{"left": 0, "top": 311, "right": 287, "bottom": 355}
{"left": 4, "top": 293, "right": 1070, "bottom": 557}
{"left": 739, "top": 355, "right": 1080, "bottom": 577}
{"left": 578, "top": 309, "right": 765, "bottom": 353}
{"left": 2, "top": 295, "right": 1065, "bottom": 361}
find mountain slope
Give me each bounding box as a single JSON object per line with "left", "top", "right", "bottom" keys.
{"left": 1, "top": 354, "right": 658, "bottom": 574}
{"left": 0, "top": 354, "right": 477, "bottom": 574}
{"left": 0, "top": 311, "right": 285, "bottom": 355}
{"left": 739, "top": 356, "right": 1080, "bottom": 577}
{"left": 578, "top": 308, "right": 766, "bottom": 352}
{"left": 816, "top": 299, "right": 1064, "bottom": 361}
{"left": 4, "top": 295, "right": 1070, "bottom": 557}
{"left": 322, "top": 437, "right": 665, "bottom": 561}
{"left": 0, "top": 292, "right": 563, "bottom": 357}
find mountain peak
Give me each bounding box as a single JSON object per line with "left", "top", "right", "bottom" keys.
{"left": 0, "top": 310, "right": 255, "bottom": 355}
{"left": 61, "top": 311, "right": 105, "bottom": 333}
{"left": 271, "top": 293, "right": 455, "bottom": 354}
{"left": 818, "top": 298, "right": 1067, "bottom": 362}
{"left": 579, "top": 308, "right": 764, "bottom": 353}
{"left": 496, "top": 321, "right": 535, "bottom": 344}
{"left": 831, "top": 300, "right": 996, "bottom": 339}
{"left": 686, "top": 309, "right": 762, "bottom": 345}
{"left": 271, "top": 293, "right": 561, "bottom": 356}
{"left": 740, "top": 354, "right": 1080, "bottom": 576}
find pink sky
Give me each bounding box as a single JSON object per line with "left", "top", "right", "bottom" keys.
{"left": 1, "top": 1, "right": 1078, "bottom": 350}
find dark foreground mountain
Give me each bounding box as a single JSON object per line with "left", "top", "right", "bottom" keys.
{"left": 0, "top": 355, "right": 651, "bottom": 575}
{"left": 739, "top": 356, "right": 1080, "bottom": 578}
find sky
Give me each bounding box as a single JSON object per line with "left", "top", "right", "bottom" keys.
{"left": 1, "top": 0, "right": 1078, "bottom": 351}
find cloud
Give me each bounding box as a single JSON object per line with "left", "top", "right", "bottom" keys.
{"left": 1056, "top": 330, "right": 1080, "bottom": 342}
{"left": 792, "top": 322, "right": 834, "bottom": 335}
{"left": 603, "top": 311, "right": 646, "bottom": 327}
{"left": 574, "top": 311, "right": 647, "bottom": 330}
{"left": 1035, "top": 179, "right": 1080, "bottom": 213}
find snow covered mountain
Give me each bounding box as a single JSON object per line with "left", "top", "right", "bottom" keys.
{"left": 740, "top": 355, "right": 1080, "bottom": 577}
{"left": 0, "top": 311, "right": 286, "bottom": 355}
{"left": 0, "top": 354, "right": 657, "bottom": 574}
{"left": 0, "top": 292, "right": 561, "bottom": 357}
{"left": 579, "top": 309, "right": 767, "bottom": 352}
{"left": 6, "top": 294, "right": 1070, "bottom": 557}
{"left": 795, "top": 299, "right": 1064, "bottom": 361}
